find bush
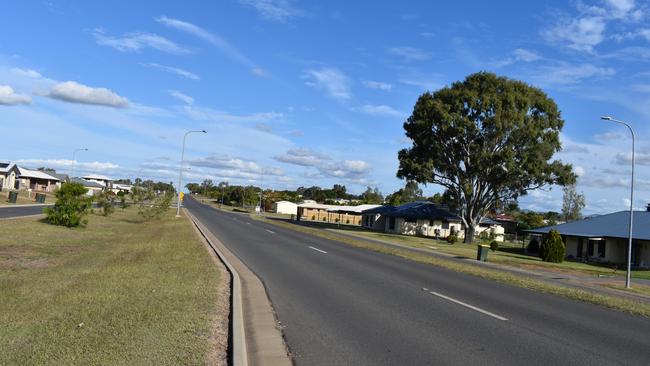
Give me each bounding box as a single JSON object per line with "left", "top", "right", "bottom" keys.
{"left": 539, "top": 230, "right": 565, "bottom": 263}
{"left": 138, "top": 191, "right": 174, "bottom": 220}
{"left": 527, "top": 238, "right": 540, "bottom": 253}
{"left": 446, "top": 234, "right": 458, "bottom": 244}
{"left": 490, "top": 240, "right": 499, "bottom": 251}
{"left": 95, "top": 191, "right": 115, "bottom": 216}
{"left": 45, "top": 182, "right": 92, "bottom": 227}
{"left": 117, "top": 191, "right": 128, "bottom": 209}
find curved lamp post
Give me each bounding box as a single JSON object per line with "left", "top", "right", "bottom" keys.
{"left": 601, "top": 116, "right": 635, "bottom": 288}
{"left": 176, "top": 130, "right": 207, "bottom": 217}
{"left": 71, "top": 148, "right": 88, "bottom": 179}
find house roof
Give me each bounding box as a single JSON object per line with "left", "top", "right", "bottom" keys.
{"left": 82, "top": 174, "right": 113, "bottom": 181}
{"left": 526, "top": 210, "right": 650, "bottom": 240}
{"left": 378, "top": 201, "right": 462, "bottom": 222}
{"left": 298, "top": 201, "right": 381, "bottom": 213}
{"left": 51, "top": 173, "right": 69, "bottom": 181}
{"left": 17, "top": 167, "right": 60, "bottom": 181}
{"left": 71, "top": 178, "right": 104, "bottom": 188}
{"left": 492, "top": 214, "right": 516, "bottom": 222}
{"left": 0, "top": 162, "right": 18, "bottom": 173}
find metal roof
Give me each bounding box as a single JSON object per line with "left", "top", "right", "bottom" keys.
{"left": 526, "top": 210, "right": 650, "bottom": 240}
{"left": 367, "top": 201, "right": 462, "bottom": 222}
{"left": 82, "top": 174, "right": 113, "bottom": 181}
{"left": 17, "top": 167, "right": 60, "bottom": 181}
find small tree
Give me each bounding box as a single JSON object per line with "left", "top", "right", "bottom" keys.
{"left": 45, "top": 182, "right": 92, "bottom": 227}
{"left": 539, "top": 230, "right": 565, "bottom": 263}
{"left": 562, "top": 183, "right": 586, "bottom": 221}
{"left": 527, "top": 238, "right": 540, "bottom": 253}
{"left": 95, "top": 191, "right": 115, "bottom": 216}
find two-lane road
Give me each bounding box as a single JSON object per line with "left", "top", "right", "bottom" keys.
{"left": 0, "top": 204, "right": 50, "bottom": 219}
{"left": 186, "top": 198, "right": 650, "bottom": 365}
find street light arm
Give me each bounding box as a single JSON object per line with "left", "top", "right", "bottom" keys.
{"left": 176, "top": 129, "right": 207, "bottom": 217}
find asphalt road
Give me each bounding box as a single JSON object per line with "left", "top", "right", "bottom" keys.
{"left": 0, "top": 204, "right": 50, "bottom": 218}
{"left": 185, "top": 198, "right": 650, "bottom": 366}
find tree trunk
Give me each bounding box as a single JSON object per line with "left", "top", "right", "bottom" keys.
{"left": 464, "top": 222, "right": 477, "bottom": 243}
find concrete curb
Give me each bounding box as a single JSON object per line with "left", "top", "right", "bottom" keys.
{"left": 0, "top": 214, "right": 46, "bottom": 221}
{"left": 186, "top": 209, "right": 292, "bottom": 366}
{"left": 0, "top": 203, "right": 52, "bottom": 208}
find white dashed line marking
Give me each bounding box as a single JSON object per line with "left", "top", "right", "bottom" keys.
{"left": 427, "top": 290, "right": 508, "bottom": 321}
{"left": 265, "top": 229, "right": 275, "bottom": 234}
{"left": 308, "top": 246, "right": 327, "bottom": 254}
{"left": 246, "top": 222, "right": 251, "bottom": 225}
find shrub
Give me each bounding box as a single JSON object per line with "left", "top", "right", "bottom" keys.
{"left": 95, "top": 191, "right": 115, "bottom": 216}
{"left": 45, "top": 182, "right": 92, "bottom": 227}
{"left": 539, "top": 230, "right": 565, "bottom": 263}
{"left": 446, "top": 234, "right": 458, "bottom": 244}
{"left": 138, "top": 191, "right": 174, "bottom": 220}
{"left": 527, "top": 238, "right": 540, "bottom": 253}
{"left": 490, "top": 240, "right": 499, "bottom": 251}
{"left": 117, "top": 191, "right": 128, "bottom": 209}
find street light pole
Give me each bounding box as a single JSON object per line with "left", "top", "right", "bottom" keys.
{"left": 258, "top": 170, "right": 264, "bottom": 215}
{"left": 601, "top": 116, "right": 635, "bottom": 288}
{"left": 71, "top": 148, "right": 88, "bottom": 180}
{"left": 176, "top": 130, "right": 207, "bottom": 218}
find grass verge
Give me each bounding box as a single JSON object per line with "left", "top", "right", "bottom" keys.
{"left": 253, "top": 216, "right": 650, "bottom": 318}
{"left": 0, "top": 208, "right": 224, "bottom": 365}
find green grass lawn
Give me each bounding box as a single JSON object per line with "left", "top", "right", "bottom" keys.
{"left": 0, "top": 208, "right": 224, "bottom": 365}
{"left": 330, "top": 229, "right": 650, "bottom": 280}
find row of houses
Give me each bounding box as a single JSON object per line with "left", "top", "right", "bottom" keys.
{"left": 1, "top": 162, "right": 131, "bottom": 196}
{"left": 272, "top": 199, "right": 505, "bottom": 242}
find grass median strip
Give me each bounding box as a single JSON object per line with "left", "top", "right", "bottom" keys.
{"left": 252, "top": 216, "right": 650, "bottom": 318}
{"left": 0, "top": 208, "right": 225, "bottom": 365}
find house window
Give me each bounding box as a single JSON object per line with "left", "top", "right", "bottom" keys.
{"left": 405, "top": 217, "right": 416, "bottom": 223}
{"left": 442, "top": 221, "right": 450, "bottom": 229}
{"left": 587, "top": 240, "right": 595, "bottom": 257}
{"left": 429, "top": 219, "right": 434, "bottom": 226}
{"left": 389, "top": 217, "right": 396, "bottom": 230}
{"left": 598, "top": 241, "right": 606, "bottom": 258}
{"left": 577, "top": 238, "right": 584, "bottom": 258}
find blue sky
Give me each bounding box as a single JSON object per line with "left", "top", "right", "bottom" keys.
{"left": 1, "top": 0, "right": 650, "bottom": 214}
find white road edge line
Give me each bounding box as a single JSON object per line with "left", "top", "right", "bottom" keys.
{"left": 265, "top": 229, "right": 275, "bottom": 234}
{"left": 428, "top": 290, "right": 508, "bottom": 321}
{"left": 308, "top": 246, "right": 328, "bottom": 254}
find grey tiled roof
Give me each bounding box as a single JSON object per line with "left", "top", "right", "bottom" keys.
{"left": 364, "top": 201, "right": 462, "bottom": 222}
{"left": 526, "top": 210, "right": 650, "bottom": 240}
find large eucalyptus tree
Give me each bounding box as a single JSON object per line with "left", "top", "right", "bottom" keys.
{"left": 397, "top": 72, "right": 575, "bottom": 243}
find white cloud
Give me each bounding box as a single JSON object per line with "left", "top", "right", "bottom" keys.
{"left": 605, "top": 0, "right": 642, "bottom": 20}
{"left": 513, "top": 48, "right": 541, "bottom": 62}
{"left": 574, "top": 165, "right": 586, "bottom": 177}
{"left": 303, "top": 67, "right": 351, "bottom": 101}
{"left": 536, "top": 62, "right": 615, "bottom": 85}
{"left": 11, "top": 68, "right": 41, "bottom": 78}
{"left": 388, "top": 46, "right": 431, "bottom": 61}
{"left": 141, "top": 63, "right": 199, "bottom": 80}
{"left": 357, "top": 104, "right": 403, "bottom": 117}
{"left": 155, "top": 16, "right": 264, "bottom": 75}
{"left": 45, "top": 81, "right": 129, "bottom": 108}
{"left": 274, "top": 148, "right": 372, "bottom": 181}
{"left": 362, "top": 80, "right": 393, "bottom": 91}
{"left": 543, "top": 16, "right": 606, "bottom": 52}
{"left": 92, "top": 29, "right": 190, "bottom": 54}
{"left": 183, "top": 105, "right": 283, "bottom": 123}
{"left": 168, "top": 90, "right": 194, "bottom": 105}
{"left": 239, "top": 0, "right": 305, "bottom": 22}
{"left": 17, "top": 159, "right": 119, "bottom": 172}
{"left": 0, "top": 85, "right": 31, "bottom": 105}
{"left": 616, "top": 152, "right": 650, "bottom": 165}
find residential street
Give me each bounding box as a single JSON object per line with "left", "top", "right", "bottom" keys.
{"left": 0, "top": 204, "right": 50, "bottom": 219}
{"left": 185, "top": 198, "right": 650, "bottom": 366}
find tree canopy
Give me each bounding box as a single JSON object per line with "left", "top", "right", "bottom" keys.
{"left": 397, "top": 72, "right": 575, "bottom": 242}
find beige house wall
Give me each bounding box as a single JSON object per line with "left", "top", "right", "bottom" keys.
{"left": 385, "top": 217, "right": 463, "bottom": 238}
{"left": 299, "top": 207, "right": 363, "bottom": 226}
{"left": 0, "top": 171, "right": 17, "bottom": 190}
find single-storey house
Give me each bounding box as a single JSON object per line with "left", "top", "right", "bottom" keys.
{"left": 16, "top": 167, "right": 61, "bottom": 192}
{"left": 0, "top": 162, "right": 20, "bottom": 191}
{"left": 526, "top": 207, "right": 650, "bottom": 268}
{"left": 82, "top": 174, "right": 113, "bottom": 190}
{"left": 71, "top": 178, "right": 105, "bottom": 196}
{"left": 492, "top": 214, "right": 518, "bottom": 234}
{"left": 273, "top": 200, "right": 298, "bottom": 215}
{"left": 112, "top": 183, "right": 132, "bottom": 194}
{"left": 297, "top": 201, "right": 381, "bottom": 226}
{"left": 362, "top": 201, "right": 505, "bottom": 241}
